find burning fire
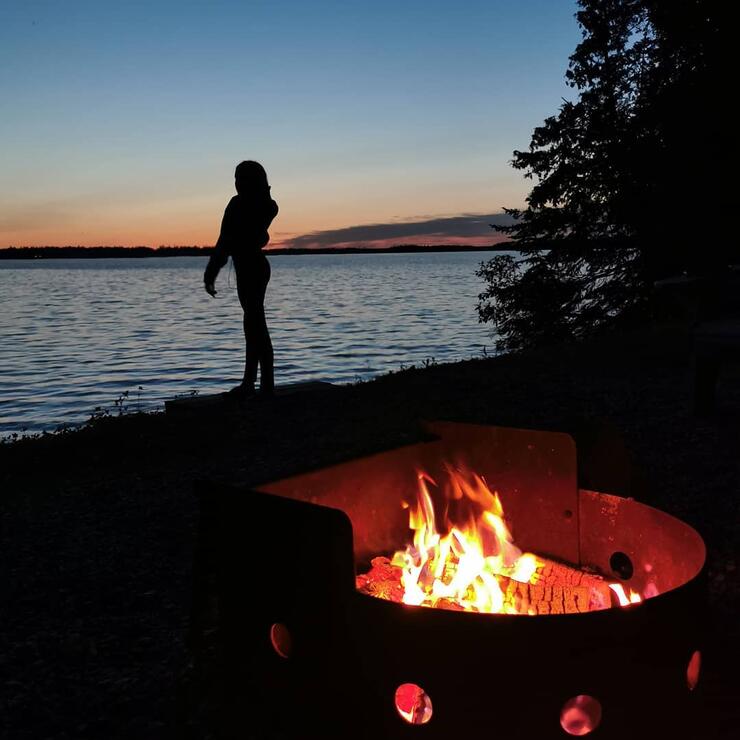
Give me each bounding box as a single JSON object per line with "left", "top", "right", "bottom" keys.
{"left": 390, "top": 468, "right": 541, "bottom": 614}
{"left": 359, "top": 465, "right": 645, "bottom": 615}
{"left": 608, "top": 583, "right": 642, "bottom": 606}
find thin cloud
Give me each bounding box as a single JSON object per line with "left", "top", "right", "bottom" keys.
{"left": 277, "top": 212, "right": 515, "bottom": 250}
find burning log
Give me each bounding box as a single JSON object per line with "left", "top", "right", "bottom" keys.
{"left": 356, "top": 556, "right": 613, "bottom": 615}
{"left": 529, "top": 559, "right": 613, "bottom": 614}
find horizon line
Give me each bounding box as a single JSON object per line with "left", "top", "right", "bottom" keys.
{"left": 0, "top": 241, "right": 510, "bottom": 251}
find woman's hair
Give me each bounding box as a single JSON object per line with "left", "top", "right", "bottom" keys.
{"left": 234, "top": 160, "right": 270, "bottom": 197}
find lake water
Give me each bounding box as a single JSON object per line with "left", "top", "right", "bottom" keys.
{"left": 0, "top": 251, "right": 507, "bottom": 436}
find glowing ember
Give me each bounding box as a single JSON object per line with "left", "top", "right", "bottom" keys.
{"left": 357, "top": 465, "right": 649, "bottom": 615}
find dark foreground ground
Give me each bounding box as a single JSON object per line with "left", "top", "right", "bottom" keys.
{"left": 1, "top": 327, "right": 738, "bottom": 739}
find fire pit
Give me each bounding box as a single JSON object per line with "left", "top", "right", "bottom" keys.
{"left": 194, "top": 422, "right": 706, "bottom": 739}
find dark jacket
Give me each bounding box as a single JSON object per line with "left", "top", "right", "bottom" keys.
{"left": 204, "top": 194, "right": 279, "bottom": 284}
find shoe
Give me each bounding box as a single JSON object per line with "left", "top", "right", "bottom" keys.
{"left": 224, "top": 382, "right": 256, "bottom": 399}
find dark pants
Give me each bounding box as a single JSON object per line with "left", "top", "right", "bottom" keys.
{"left": 235, "top": 254, "right": 274, "bottom": 392}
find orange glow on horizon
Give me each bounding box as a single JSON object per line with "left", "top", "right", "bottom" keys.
{"left": 1, "top": 184, "right": 525, "bottom": 249}
{"left": 2, "top": 222, "right": 511, "bottom": 251}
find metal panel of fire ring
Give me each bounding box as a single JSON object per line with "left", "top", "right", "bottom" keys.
{"left": 192, "top": 422, "right": 707, "bottom": 740}
{"left": 421, "top": 420, "right": 580, "bottom": 565}
{"left": 260, "top": 422, "right": 580, "bottom": 566}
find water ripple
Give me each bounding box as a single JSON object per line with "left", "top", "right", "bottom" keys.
{"left": 0, "top": 252, "right": 506, "bottom": 435}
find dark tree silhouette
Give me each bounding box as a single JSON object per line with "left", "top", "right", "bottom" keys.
{"left": 478, "top": 0, "right": 729, "bottom": 352}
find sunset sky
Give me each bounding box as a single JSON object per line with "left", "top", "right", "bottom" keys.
{"left": 1, "top": 0, "right": 580, "bottom": 249}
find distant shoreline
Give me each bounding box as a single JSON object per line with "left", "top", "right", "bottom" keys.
{"left": 0, "top": 244, "right": 512, "bottom": 260}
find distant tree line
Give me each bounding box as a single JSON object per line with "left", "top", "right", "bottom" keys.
{"left": 0, "top": 246, "right": 210, "bottom": 259}
{"left": 478, "top": 0, "right": 730, "bottom": 352}
{"left": 0, "top": 244, "right": 507, "bottom": 260}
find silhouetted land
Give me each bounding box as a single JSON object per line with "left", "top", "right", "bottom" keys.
{"left": 1, "top": 326, "right": 738, "bottom": 738}
{"left": 0, "top": 244, "right": 512, "bottom": 260}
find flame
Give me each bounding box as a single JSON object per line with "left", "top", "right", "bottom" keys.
{"left": 386, "top": 465, "right": 645, "bottom": 615}
{"left": 608, "top": 583, "right": 642, "bottom": 606}
{"left": 390, "top": 467, "right": 542, "bottom": 614}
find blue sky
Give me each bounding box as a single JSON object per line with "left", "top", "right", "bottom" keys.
{"left": 0, "top": 0, "right": 581, "bottom": 247}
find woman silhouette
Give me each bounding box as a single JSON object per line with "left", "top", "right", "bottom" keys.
{"left": 204, "top": 160, "right": 278, "bottom": 397}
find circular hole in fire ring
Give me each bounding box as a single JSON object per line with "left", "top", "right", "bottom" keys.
{"left": 269, "top": 623, "right": 292, "bottom": 659}
{"left": 560, "top": 695, "right": 602, "bottom": 736}
{"left": 686, "top": 650, "right": 701, "bottom": 691}
{"left": 609, "top": 551, "right": 634, "bottom": 580}
{"left": 395, "top": 683, "right": 433, "bottom": 725}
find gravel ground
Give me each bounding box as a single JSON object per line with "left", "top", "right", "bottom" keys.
{"left": 1, "top": 326, "right": 737, "bottom": 738}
